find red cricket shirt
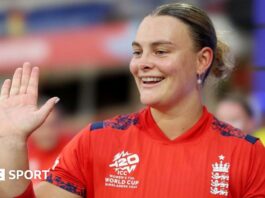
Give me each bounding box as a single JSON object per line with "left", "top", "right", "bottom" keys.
{"left": 46, "top": 107, "right": 265, "bottom": 197}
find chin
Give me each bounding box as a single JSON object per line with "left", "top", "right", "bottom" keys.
{"left": 140, "top": 95, "right": 160, "bottom": 106}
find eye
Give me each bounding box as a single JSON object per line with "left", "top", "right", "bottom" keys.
{"left": 132, "top": 50, "right": 142, "bottom": 57}
{"left": 155, "top": 50, "right": 168, "bottom": 55}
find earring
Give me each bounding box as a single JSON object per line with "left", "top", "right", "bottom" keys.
{"left": 197, "top": 74, "right": 202, "bottom": 85}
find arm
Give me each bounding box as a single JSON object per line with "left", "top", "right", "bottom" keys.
{"left": 35, "top": 182, "right": 82, "bottom": 198}
{"left": 0, "top": 63, "right": 65, "bottom": 197}
{"left": 243, "top": 141, "right": 265, "bottom": 197}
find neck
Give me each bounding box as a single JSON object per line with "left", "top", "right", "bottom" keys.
{"left": 150, "top": 91, "right": 203, "bottom": 140}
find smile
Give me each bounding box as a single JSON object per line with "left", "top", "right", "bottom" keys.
{"left": 140, "top": 76, "right": 165, "bottom": 87}
{"left": 140, "top": 76, "right": 165, "bottom": 84}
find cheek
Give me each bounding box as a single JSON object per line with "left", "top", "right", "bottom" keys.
{"left": 162, "top": 59, "right": 197, "bottom": 89}
{"left": 129, "top": 59, "right": 138, "bottom": 76}
{"left": 158, "top": 60, "right": 179, "bottom": 75}
{"left": 168, "top": 57, "right": 196, "bottom": 78}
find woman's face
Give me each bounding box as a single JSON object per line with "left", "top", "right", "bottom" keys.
{"left": 130, "top": 15, "right": 201, "bottom": 109}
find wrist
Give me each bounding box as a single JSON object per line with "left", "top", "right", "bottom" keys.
{"left": 0, "top": 134, "right": 27, "bottom": 148}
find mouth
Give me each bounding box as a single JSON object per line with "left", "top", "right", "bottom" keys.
{"left": 140, "top": 76, "right": 165, "bottom": 85}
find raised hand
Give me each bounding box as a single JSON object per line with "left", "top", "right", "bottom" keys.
{"left": 0, "top": 62, "right": 59, "bottom": 141}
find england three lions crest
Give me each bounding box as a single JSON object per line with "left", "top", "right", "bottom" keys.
{"left": 210, "top": 155, "right": 230, "bottom": 196}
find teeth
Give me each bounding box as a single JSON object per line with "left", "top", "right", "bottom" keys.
{"left": 141, "top": 77, "right": 164, "bottom": 82}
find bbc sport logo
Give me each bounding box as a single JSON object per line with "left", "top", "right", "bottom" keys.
{"left": 0, "top": 169, "right": 49, "bottom": 181}
{"left": 0, "top": 169, "right": 5, "bottom": 181}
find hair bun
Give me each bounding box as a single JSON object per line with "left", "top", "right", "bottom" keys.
{"left": 210, "top": 40, "right": 235, "bottom": 80}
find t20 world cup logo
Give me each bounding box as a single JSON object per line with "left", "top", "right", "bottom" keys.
{"left": 109, "top": 151, "right": 140, "bottom": 176}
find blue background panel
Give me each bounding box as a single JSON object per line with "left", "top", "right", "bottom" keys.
{"left": 253, "top": 28, "right": 265, "bottom": 67}
{"left": 253, "top": 0, "right": 265, "bottom": 25}
{"left": 252, "top": 71, "right": 265, "bottom": 92}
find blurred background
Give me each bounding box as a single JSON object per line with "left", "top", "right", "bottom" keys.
{"left": 0, "top": 0, "right": 264, "bottom": 136}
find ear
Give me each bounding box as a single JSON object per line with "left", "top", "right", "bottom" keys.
{"left": 196, "top": 47, "right": 213, "bottom": 75}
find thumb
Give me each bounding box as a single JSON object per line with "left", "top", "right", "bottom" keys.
{"left": 36, "top": 97, "right": 60, "bottom": 124}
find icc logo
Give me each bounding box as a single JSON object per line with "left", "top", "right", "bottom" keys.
{"left": 109, "top": 151, "right": 140, "bottom": 175}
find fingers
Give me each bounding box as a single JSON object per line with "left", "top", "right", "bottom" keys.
{"left": 26, "top": 67, "right": 39, "bottom": 99}
{"left": 0, "top": 63, "right": 40, "bottom": 100}
{"left": 19, "top": 62, "right": 32, "bottom": 94}
{"left": 9, "top": 67, "right": 22, "bottom": 96}
{"left": 0, "top": 79, "right": 11, "bottom": 100}
{"left": 37, "top": 97, "right": 60, "bottom": 124}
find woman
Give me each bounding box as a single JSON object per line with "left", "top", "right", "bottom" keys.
{"left": 0, "top": 3, "right": 264, "bottom": 198}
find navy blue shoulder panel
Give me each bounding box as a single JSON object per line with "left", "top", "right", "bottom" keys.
{"left": 245, "top": 134, "right": 259, "bottom": 144}
{"left": 212, "top": 117, "right": 258, "bottom": 144}
{"left": 90, "top": 112, "right": 139, "bottom": 131}
{"left": 90, "top": 121, "right": 104, "bottom": 131}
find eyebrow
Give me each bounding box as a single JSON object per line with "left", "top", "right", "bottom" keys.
{"left": 132, "top": 40, "right": 175, "bottom": 47}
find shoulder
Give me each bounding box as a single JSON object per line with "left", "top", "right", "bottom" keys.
{"left": 65, "top": 110, "right": 143, "bottom": 147}
{"left": 211, "top": 116, "right": 259, "bottom": 145}
{"left": 90, "top": 111, "right": 141, "bottom": 132}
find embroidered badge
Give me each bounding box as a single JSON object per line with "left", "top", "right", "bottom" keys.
{"left": 210, "top": 155, "right": 230, "bottom": 196}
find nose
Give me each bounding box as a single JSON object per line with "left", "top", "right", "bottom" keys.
{"left": 139, "top": 63, "right": 154, "bottom": 71}
{"left": 138, "top": 53, "right": 155, "bottom": 71}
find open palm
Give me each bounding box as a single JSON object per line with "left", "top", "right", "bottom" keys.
{"left": 0, "top": 63, "right": 59, "bottom": 140}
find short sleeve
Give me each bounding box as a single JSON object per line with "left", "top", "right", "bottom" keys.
{"left": 243, "top": 140, "right": 265, "bottom": 197}
{"left": 45, "top": 125, "right": 91, "bottom": 197}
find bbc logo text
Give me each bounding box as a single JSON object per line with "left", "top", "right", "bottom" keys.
{"left": 0, "top": 169, "right": 49, "bottom": 181}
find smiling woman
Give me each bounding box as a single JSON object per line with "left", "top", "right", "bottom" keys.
{"left": 130, "top": 16, "right": 205, "bottom": 115}
{"left": 129, "top": 4, "right": 230, "bottom": 139}
{"left": 0, "top": 2, "right": 265, "bottom": 198}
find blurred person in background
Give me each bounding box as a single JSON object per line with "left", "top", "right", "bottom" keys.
{"left": 27, "top": 98, "right": 72, "bottom": 186}
{"left": 215, "top": 93, "right": 256, "bottom": 134}
{"left": 0, "top": 2, "right": 265, "bottom": 198}
{"left": 215, "top": 93, "right": 265, "bottom": 145}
